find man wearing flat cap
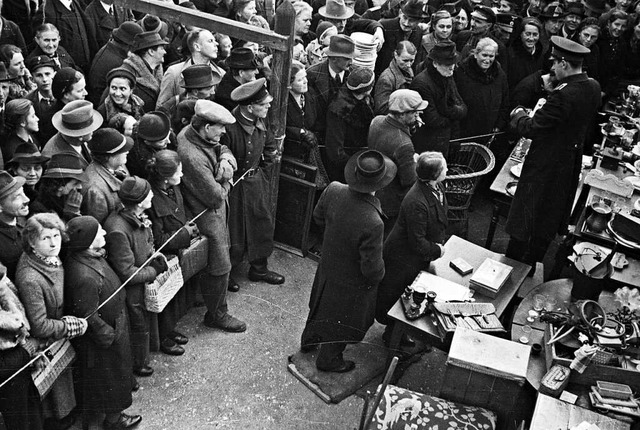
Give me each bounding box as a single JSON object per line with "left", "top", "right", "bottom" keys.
{"left": 177, "top": 99, "right": 247, "bottom": 333}
{"left": 506, "top": 36, "right": 601, "bottom": 275}
{"left": 222, "top": 77, "right": 284, "bottom": 292}
{"left": 368, "top": 89, "right": 426, "bottom": 234}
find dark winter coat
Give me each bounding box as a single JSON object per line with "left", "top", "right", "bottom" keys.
{"left": 301, "top": 182, "right": 385, "bottom": 345}
{"left": 0, "top": 17, "right": 26, "bottom": 53}
{"left": 505, "top": 37, "right": 545, "bottom": 90}
{"left": 148, "top": 184, "right": 191, "bottom": 254}
{"left": 306, "top": 59, "right": 349, "bottom": 140}
{"left": 325, "top": 87, "right": 374, "bottom": 183}
{"left": 506, "top": 73, "right": 601, "bottom": 246}
{"left": 88, "top": 40, "right": 129, "bottom": 106}
{"left": 454, "top": 56, "right": 509, "bottom": 141}
{"left": 120, "top": 53, "right": 164, "bottom": 113}
{"left": 374, "top": 59, "right": 413, "bottom": 115}
{"left": 26, "top": 45, "right": 78, "bottom": 72}
{"left": 597, "top": 28, "right": 628, "bottom": 96}
{"left": 84, "top": 0, "right": 133, "bottom": 49}
{"left": 64, "top": 250, "right": 133, "bottom": 414}
{"left": 214, "top": 72, "right": 240, "bottom": 113}
{"left": 0, "top": 219, "right": 24, "bottom": 281}
{"left": 376, "top": 180, "right": 448, "bottom": 323}
{"left": 410, "top": 62, "right": 467, "bottom": 156}
{"left": 284, "top": 92, "right": 311, "bottom": 160}
{"left": 26, "top": 90, "right": 60, "bottom": 147}
{"left": 41, "top": 133, "right": 91, "bottom": 168}
{"left": 80, "top": 162, "right": 122, "bottom": 224}
{"left": 376, "top": 16, "right": 424, "bottom": 76}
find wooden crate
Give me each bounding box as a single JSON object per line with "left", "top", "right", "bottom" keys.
{"left": 544, "top": 324, "right": 640, "bottom": 388}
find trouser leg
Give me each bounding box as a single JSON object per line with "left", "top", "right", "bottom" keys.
{"left": 200, "top": 271, "right": 229, "bottom": 321}
{"left": 316, "top": 342, "right": 347, "bottom": 369}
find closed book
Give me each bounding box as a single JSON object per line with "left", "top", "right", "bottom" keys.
{"left": 469, "top": 258, "right": 513, "bottom": 294}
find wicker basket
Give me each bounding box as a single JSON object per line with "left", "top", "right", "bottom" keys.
{"left": 145, "top": 256, "right": 184, "bottom": 313}
{"left": 31, "top": 339, "right": 76, "bottom": 399}
{"left": 179, "top": 236, "right": 208, "bottom": 282}
{"left": 444, "top": 142, "right": 496, "bottom": 210}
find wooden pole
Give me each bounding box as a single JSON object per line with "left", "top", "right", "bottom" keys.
{"left": 268, "top": 0, "right": 295, "bottom": 216}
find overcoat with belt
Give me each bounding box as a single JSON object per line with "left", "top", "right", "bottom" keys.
{"left": 64, "top": 250, "right": 133, "bottom": 414}
{"left": 221, "top": 108, "right": 276, "bottom": 267}
{"left": 301, "top": 182, "right": 385, "bottom": 345}
{"left": 506, "top": 73, "right": 601, "bottom": 253}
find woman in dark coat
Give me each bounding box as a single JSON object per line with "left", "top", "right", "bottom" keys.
{"left": 97, "top": 67, "right": 145, "bottom": 137}
{"left": 301, "top": 150, "right": 396, "bottom": 373}
{"left": 573, "top": 18, "right": 601, "bottom": 81}
{"left": 410, "top": 41, "right": 467, "bottom": 157}
{"left": 147, "top": 150, "right": 198, "bottom": 356}
{"left": 454, "top": 37, "right": 509, "bottom": 143}
{"left": 64, "top": 216, "right": 141, "bottom": 430}
{"left": 324, "top": 67, "right": 375, "bottom": 183}
{"left": 376, "top": 152, "right": 448, "bottom": 341}
{"left": 505, "top": 17, "right": 545, "bottom": 90}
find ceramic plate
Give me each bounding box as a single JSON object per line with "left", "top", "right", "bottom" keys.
{"left": 510, "top": 163, "right": 523, "bottom": 178}
{"left": 625, "top": 175, "right": 640, "bottom": 191}
{"left": 607, "top": 220, "right": 640, "bottom": 249}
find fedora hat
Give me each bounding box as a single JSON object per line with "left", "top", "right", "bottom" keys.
{"left": 42, "top": 152, "right": 86, "bottom": 181}
{"left": 344, "top": 150, "right": 397, "bottom": 193}
{"left": 132, "top": 30, "right": 168, "bottom": 52}
{"left": 112, "top": 21, "right": 144, "bottom": 47}
{"left": 401, "top": 0, "right": 428, "bottom": 19}
{"left": 181, "top": 64, "right": 220, "bottom": 89}
{"left": 325, "top": 34, "right": 356, "bottom": 58}
{"left": 0, "top": 171, "right": 25, "bottom": 201}
{"left": 319, "top": 0, "right": 355, "bottom": 20}
{"left": 89, "top": 128, "right": 133, "bottom": 155}
{"left": 52, "top": 100, "right": 103, "bottom": 137}
{"left": 428, "top": 40, "right": 458, "bottom": 65}
{"left": 8, "top": 142, "right": 49, "bottom": 166}
{"left": 565, "top": 2, "right": 586, "bottom": 17}
{"left": 226, "top": 47, "right": 260, "bottom": 70}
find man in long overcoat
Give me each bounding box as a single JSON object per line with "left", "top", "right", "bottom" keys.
{"left": 222, "top": 78, "right": 284, "bottom": 292}
{"left": 300, "top": 150, "right": 396, "bottom": 373}
{"left": 506, "top": 36, "right": 601, "bottom": 271}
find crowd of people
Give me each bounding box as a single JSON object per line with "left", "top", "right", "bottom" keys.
{"left": 0, "top": 0, "right": 634, "bottom": 427}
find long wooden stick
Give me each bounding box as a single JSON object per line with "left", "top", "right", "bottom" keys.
{"left": 362, "top": 356, "right": 399, "bottom": 430}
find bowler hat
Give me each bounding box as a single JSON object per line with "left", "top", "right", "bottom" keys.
{"left": 88, "top": 128, "right": 133, "bottom": 155}
{"left": 550, "top": 35, "right": 590, "bottom": 62}
{"left": 565, "top": 2, "right": 586, "bottom": 17}
{"left": 0, "top": 171, "right": 25, "bottom": 201}
{"left": 181, "top": 64, "right": 220, "bottom": 89}
{"left": 52, "top": 100, "right": 103, "bottom": 137}
{"left": 8, "top": 143, "right": 49, "bottom": 166}
{"left": 540, "top": 2, "right": 565, "bottom": 19}
{"left": 428, "top": 40, "right": 458, "bottom": 65}
{"left": 119, "top": 176, "right": 151, "bottom": 204}
{"left": 106, "top": 67, "right": 136, "bottom": 88}
{"left": 194, "top": 100, "right": 236, "bottom": 125}
{"left": 66, "top": 216, "right": 100, "bottom": 251}
{"left": 138, "top": 111, "right": 171, "bottom": 142}
{"left": 344, "top": 150, "right": 397, "bottom": 193}
{"left": 388, "top": 89, "right": 428, "bottom": 113}
{"left": 26, "top": 56, "right": 58, "bottom": 74}
{"left": 346, "top": 67, "right": 374, "bottom": 92}
{"left": 226, "top": 48, "right": 260, "bottom": 69}
{"left": 231, "top": 77, "right": 272, "bottom": 105}
{"left": 42, "top": 153, "right": 86, "bottom": 181}
{"left": 132, "top": 31, "right": 168, "bottom": 52}
{"left": 401, "top": 0, "right": 428, "bottom": 19}
{"left": 325, "top": 34, "right": 356, "bottom": 58}
{"left": 319, "top": 0, "right": 355, "bottom": 20}
{"left": 112, "top": 21, "right": 144, "bottom": 46}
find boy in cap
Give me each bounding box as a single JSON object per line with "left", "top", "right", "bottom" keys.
{"left": 177, "top": 99, "right": 246, "bottom": 333}
{"left": 222, "top": 78, "right": 284, "bottom": 292}
{"left": 506, "top": 36, "right": 601, "bottom": 275}
{"left": 25, "top": 55, "right": 59, "bottom": 146}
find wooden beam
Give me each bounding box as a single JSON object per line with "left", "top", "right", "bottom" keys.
{"left": 113, "top": 0, "right": 289, "bottom": 51}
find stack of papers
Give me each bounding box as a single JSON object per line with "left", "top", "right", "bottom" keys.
{"left": 469, "top": 258, "right": 513, "bottom": 298}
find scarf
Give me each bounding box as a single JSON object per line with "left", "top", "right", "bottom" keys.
{"left": 104, "top": 92, "right": 145, "bottom": 129}
{"left": 123, "top": 53, "right": 163, "bottom": 94}
{"left": 33, "top": 250, "right": 62, "bottom": 267}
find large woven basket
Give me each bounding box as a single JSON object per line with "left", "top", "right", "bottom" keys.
{"left": 145, "top": 256, "right": 184, "bottom": 313}
{"left": 444, "top": 142, "right": 496, "bottom": 211}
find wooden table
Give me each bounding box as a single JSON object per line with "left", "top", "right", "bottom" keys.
{"left": 486, "top": 147, "right": 520, "bottom": 250}
{"left": 511, "top": 279, "right": 618, "bottom": 390}
{"left": 530, "top": 394, "right": 631, "bottom": 430}
{"left": 386, "top": 235, "right": 531, "bottom": 356}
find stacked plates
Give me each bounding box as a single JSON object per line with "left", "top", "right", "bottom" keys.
{"left": 608, "top": 220, "right": 640, "bottom": 250}
{"left": 350, "top": 32, "right": 377, "bottom": 71}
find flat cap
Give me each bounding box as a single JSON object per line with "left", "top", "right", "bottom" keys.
{"left": 231, "top": 77, "right": 273, "bottom": 105}
{"left": 471, "top": 6, "right": 496, "bottom": 24}
{"left": 26, "top": 55, "right": 58, "bottom": 73}
{"left": 550, "top": 35, "right": 590, "bottom": 62}
{"left": 194, "top": 100, "right": 235, "bottom": 125}
{"left": 388, "top": 89, "right": 428, "bottom": 113}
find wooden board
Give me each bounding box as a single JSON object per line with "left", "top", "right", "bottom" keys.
{"left": 530, "top": 394, "right": 630, "bottom": 430}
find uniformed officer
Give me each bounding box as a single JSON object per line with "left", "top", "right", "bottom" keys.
{"left": 505, "top": 36, "right": 601, "bottom": 273}
{"left": 222, "top": 78, "right": 285, "bottom": 292}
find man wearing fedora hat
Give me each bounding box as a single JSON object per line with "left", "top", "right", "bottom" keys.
{"left": 156, "top": 29, "right": 226, "bottom": 114}
{"left": 215, "top": 47, "right": 260, "bottom": 112}
{"left": 376, "top": 0, "right": 427, "bottom": 76}
{"left": 42, "top": 99, "right": 104, "bottom": 168}
{"left": 0, "top": 171, "right": 30, "bottom": 280}
{"left": 301, "top": 150, "right": 396, "bottom": 372}
{"left": 25, "top": 55, "right": 59, "bottom": 146}
{"left": 157, "top": 64, "right": 221, "bottom": 118}
{"left": 539, "top": 2, "right": 565, "bottom": 52}
{"left": 506, "top": 36, "right": 600, "bottom": 274}
{"left": 315, "top": 0, "right": 385, "bottom": 46}
{"left": 88, "top": 21, "right": 144, "bottom": 105}
{"left": 120, "top": 31, "right": 169, "bottom": 113}
{"left": 222, "top": 78, "right": 284, "bottom": 290}
{"left": 456, "top": 5, "right": 507, "bottom": 61}
{"left": 177, "top": 99, "right": 247, "bottom": 333}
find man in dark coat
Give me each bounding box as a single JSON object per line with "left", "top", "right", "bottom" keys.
{"left": 84, "top": 0, "right": 135, "bottom": 50}
{"left": 375, "top": 0, "right": 426, "bottom": 77}
{"left": 0, "top": 16, "right": 27, "bottom": 53}
{"left": 506, "top": 36, "right": 601, "bottom": 271}
{"left": 222, "top": 78, "right": 284, "bottom": 292}
{"left": 301, "top": 150, "right": 396, "bottom": 372}
{"left": 88, "top": 21, "right": 143, "bottom": 106}
{"left": 25, "top": 56, "right": 59, "bottom": 148}
{"left": 34, "top": 0, "right": 98, "bottom": 73}
{"left": 214, "top": 48, "right": 259, "bottom": 112}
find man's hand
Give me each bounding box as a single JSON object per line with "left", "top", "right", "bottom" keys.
{"left": 215, "top": 159, "right": 234, "bottom": 182}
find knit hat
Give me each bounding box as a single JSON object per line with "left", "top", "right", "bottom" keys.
{"left": 52, "top": 67, "right": 80, "bottom": 100}
{"left": 118, "top": 176, "right": 151, "bottom": 204}
{"left": 65, "top": 216, "right": 100, "bottom": 251}
{"left": 106, "top": 67, "right": 136, "bottom": 88}
{"left": 112, "top": 21, "right": 144, "bottom": 46}
{"left": 346, "top": 67, "right": 374, "bottom": 92}
{"left": 88, "top": 128, "right": 133, "bottom": 155}
{"left": 0, "top": 171, "right": 25, "bottom": 201}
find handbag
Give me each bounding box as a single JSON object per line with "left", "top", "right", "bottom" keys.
{"left": 145, "top": 255, "right": 184, "bottom": 313}
{"left": 178, "top": 236, "right": 208, "bottom": 282}
{"left": 432, "top": 302, "right": 505, "bottom": 341}
{"left": 31, "top": 338, "right": 76, "bottom": 399}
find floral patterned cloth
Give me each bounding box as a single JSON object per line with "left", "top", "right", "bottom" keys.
{"left": 371, "top": 385, "right": 497, "bottom": 430}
